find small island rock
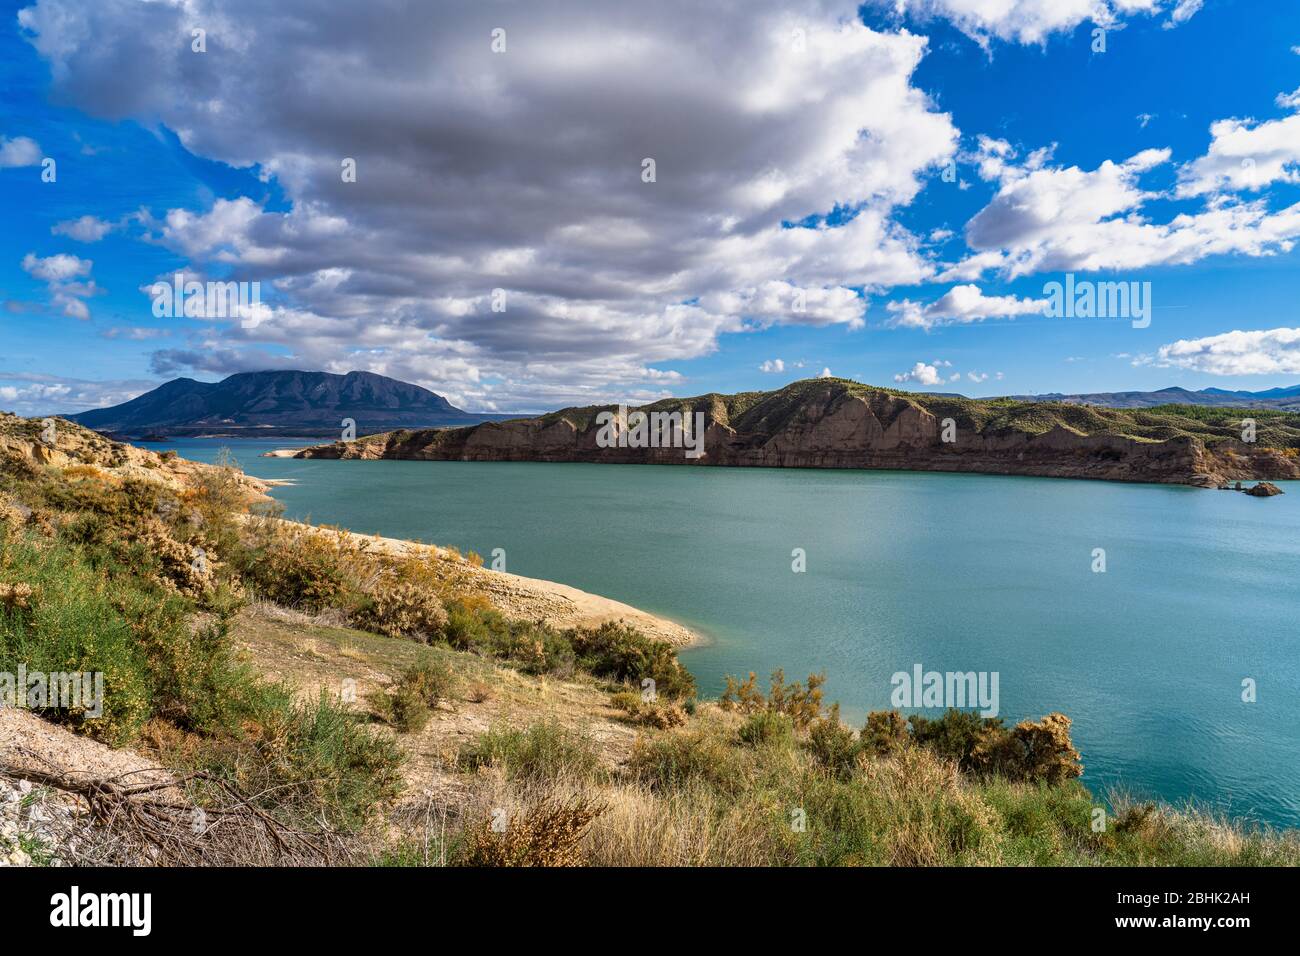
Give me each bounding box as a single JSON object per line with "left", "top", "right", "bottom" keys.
{"left": 1244, "top": 482, "right": 1284, "bottom": 497}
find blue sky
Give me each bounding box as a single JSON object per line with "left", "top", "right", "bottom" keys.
{"left": 2, "top": 0, "right": 1299, "bottom": 414}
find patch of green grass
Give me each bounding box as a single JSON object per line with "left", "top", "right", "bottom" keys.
{"left": 627, "top": 726, "right": 755, "bottom": 798}
{"left": 459, "top": 721, "right": 602, "bottom": 784}
{"left": 1, "top": 530, "right": 164, "bottom": 743}
{"left": 738, "top": 710, "right": 795, "bottom": 747}
{"left": 184, "top": 687, "right": 405, "bottom": 830}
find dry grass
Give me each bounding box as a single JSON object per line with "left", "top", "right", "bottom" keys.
{"left": 857, "top": 747, "right": 1001, "bottom": 866}
{"left": 460, "top": 794, "right": 605, "bottom": 867}
{"left": 583, "top": 782, "right": 777, "bottom": 866}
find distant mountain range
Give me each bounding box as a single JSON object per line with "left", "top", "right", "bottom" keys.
{"left": 1012, "top": 385, "right": 1300, "bottom": 411}
{"left": 64, "top": 370, "right": 1300, "bottom": 440}
{"left": 68, "top": 370, "right": 515, "bottom": 438}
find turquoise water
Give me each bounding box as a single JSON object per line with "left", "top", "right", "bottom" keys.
{"left": 162, "top": 438, "right": 1300, "bottom": 827}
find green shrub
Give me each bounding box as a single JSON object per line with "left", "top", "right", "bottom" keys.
{"left": 370, "top": 661, "right": 454, "bottom": 733}
{"left": 908, "top": 709, "right": 1003, "bottom": 773}
{"left": 720, "top": 668, "right": 824, "bottom": 728}
{"left": 569, "top": 622, "right": 695, "bottom": 701}
{"left": 403, "top": 660, "right": 454, "bottom": 704}
{"left": 0, "top": 472, "right": 405, "bottom": 831}
{"left": 609, "top": 690, "right": 641, "bottom": 712}
{"left": 459, "top": 721, "right": 602, "bottom": 784}
{"left": 857, "top": 746, "right": 1001, "bottom": 866}
{"left": 0, "top": 534, "right": 153, "bottom": 743}
{"left": 977, "top": 777, "right": 1097, "bottom": 865}
{"left": 627, "top": 729, "right": 751, "bottom": 797}
{"left": 719, "top": 671, "right": 765, "bottom": 712}
{"left": 738, "top": 710, "right": 795, "bottom": 747}
{"left": 442, "top": 601, "right": 503, "bottom": 650}
{"left": 370, "top": 681, "right": 431, "bottom": 733}
{"left": 206, "top": 690, "right": 405, "bottom": 830}
{"left": 765, "top": 669, "right": 825, "bottom": 729}
{"left": 609, "top": 689, "right": 688, "bottom": 729}
{"left": 860, "top": 710, "right": 909, "bottom": 756}
{"left": 861, "top": 709, "right": 1085, "bottom": 786}
{"left": 352, "top": 580, "right": 449, "bottom": 642}
{"left": 490, "top": 621, "right": 575, "bottom": 677}
{"left": 975, "top": 713, "right": 1084, "bottom": 785}
{"left": 807, "top": 706, "right": 858, "bottom": 778}
{"left": 232, "top": 521, "right": 361, "bottom": 611}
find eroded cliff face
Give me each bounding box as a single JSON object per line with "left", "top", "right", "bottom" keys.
{"left": 291, "top": 385, "right": 1300, "bottom": 487}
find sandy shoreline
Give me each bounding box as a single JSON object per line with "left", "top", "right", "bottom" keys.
{"left": 254, "top": 516, "right": 696, "bottom": 647}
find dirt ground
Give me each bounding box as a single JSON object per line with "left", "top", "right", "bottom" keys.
{"left": 231, "top": 603, "right": 645, "bottom": 803}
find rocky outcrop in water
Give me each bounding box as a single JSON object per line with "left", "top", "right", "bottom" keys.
{"left": 1243, "top": 482, "right": 1285, "bottom": 496}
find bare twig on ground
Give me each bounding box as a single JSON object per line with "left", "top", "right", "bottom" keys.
{"left": 0, "top": 748, "right": 355, "bottom": 867}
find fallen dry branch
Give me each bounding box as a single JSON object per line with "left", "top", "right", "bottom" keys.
{"left": 0, "top": 749, "right": 355, "bottom": 867}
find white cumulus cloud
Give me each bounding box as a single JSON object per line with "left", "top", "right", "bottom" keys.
{"left": 1150, "top": 328, "right": 1300, "bottom": 376}
{"left": 1177, "top": 108, "right": 1300, "bottom": 197}
{"left": 877, "top": 1, "right": 1194, "bottom": 46}
{"left": 21, "top": 252, "right": 99, "bottom": 320}
{"left": 1163, "top": 0, "right": 1203, "bottom": 30}
{"left": 886, "top": 284, "right": 1048, "bottom": 329}
{"left": 894, "top": 361, "right": 944, "bottom": 386}
{"left": 0, "top": 135, "right": 42, "bottom": 167}
{"left": 947, "top": 143, "right": 1300, "bottom": 280}
{"left": 52, "top": 215, "right": 116, "bottom": 242}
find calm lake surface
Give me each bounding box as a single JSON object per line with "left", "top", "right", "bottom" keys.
{"left": 161, "top": 438, "right": 1300, "bottom": 827}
